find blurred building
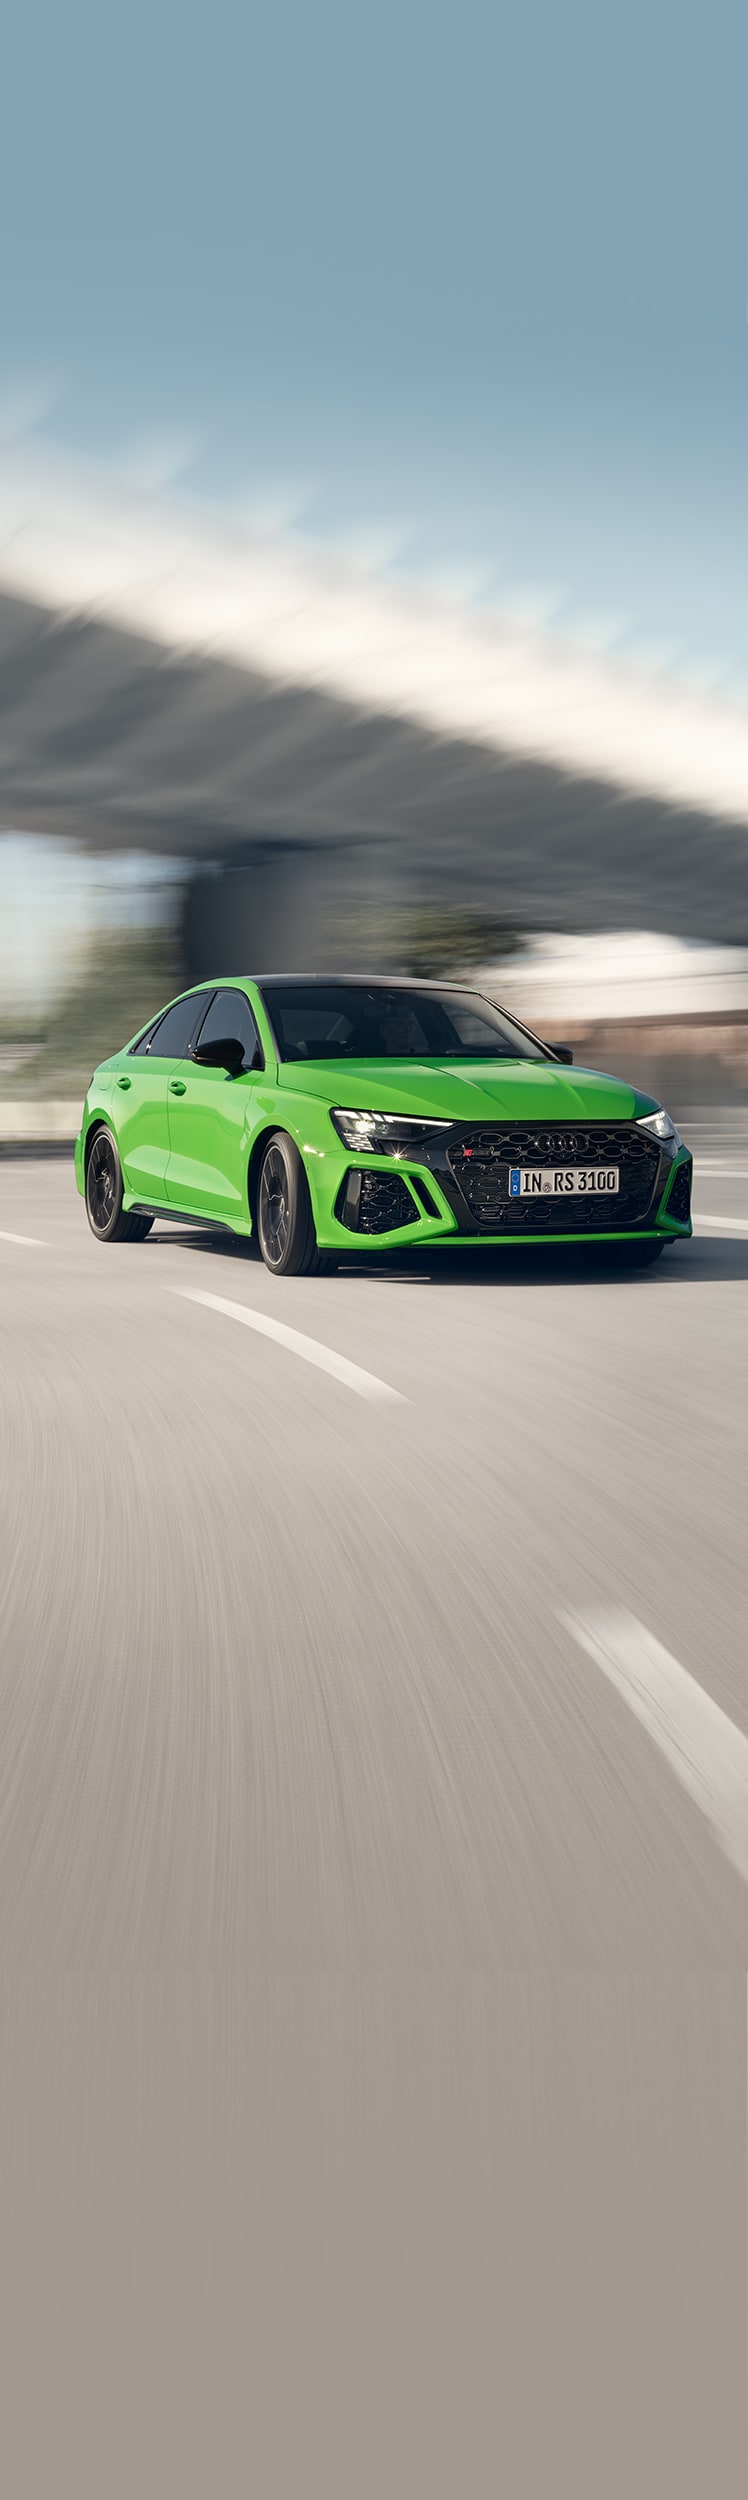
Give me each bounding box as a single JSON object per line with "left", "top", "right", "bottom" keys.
{"left": 489, "top": 932, "right": 748, "bottom": 1115}
{"left": 493, "top": 931, "right": 748, "bottom": 1023}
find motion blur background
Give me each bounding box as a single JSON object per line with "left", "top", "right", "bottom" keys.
{"left": 2, "top": 0, "right": 748, "bottom": 1129}
{"left": 2, "top": 6, "right": 748, "bottom": 2495}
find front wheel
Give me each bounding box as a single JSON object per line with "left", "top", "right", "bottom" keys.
{"left": 85, "top": 1127, "right": 153, "bottom": 1243}
{"left": 256, "top": 1132, "right": 325, "bottom": 1276}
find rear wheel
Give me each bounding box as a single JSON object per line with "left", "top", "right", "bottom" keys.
{"left": 85, "top": 1126, "right": 153, "bottom": 1243}
{"left": 256, "top": 1132, "right": 329, "bottom": 1276}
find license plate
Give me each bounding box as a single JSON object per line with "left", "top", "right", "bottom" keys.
{"left": 509, "top": 1166, "right": 620, "bottom": 1198}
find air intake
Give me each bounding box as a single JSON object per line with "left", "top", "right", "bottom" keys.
{"left": 337, "top": 1171, "right": 418, "bottom": 1235}
{"left": 665, "top": 1162, "right": 692, "bottom": 1225}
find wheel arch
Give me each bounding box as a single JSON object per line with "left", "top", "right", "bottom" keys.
{"left": 247, "top": 1122, "right": 297, "bottom": 1225}
{"left": 83, "top": 1111, "right": 116, "bottom": 1172}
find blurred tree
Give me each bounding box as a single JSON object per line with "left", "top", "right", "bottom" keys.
{"left": 373, "top": 902, "right": 520, "bottom": 979}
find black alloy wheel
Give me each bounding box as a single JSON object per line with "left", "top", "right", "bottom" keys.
{"left": 85, "top": 1127, "right": 153, "bottom": 1244}
{"left": 256, "top": 1132, "right": 332, "bottom": 1276}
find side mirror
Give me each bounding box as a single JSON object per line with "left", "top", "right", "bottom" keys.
{"left": 551, "top": 1043, "right": 574, "bottom": 1064}
{"left": 193, "top": 1035, "right": 247, "bottom": 1076}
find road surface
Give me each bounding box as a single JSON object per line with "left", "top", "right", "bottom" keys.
{"left": 1, "top": 1137, "right": 747, "bottom": 2494}
{"left": 2, "top": 1142, "right": 748, "bottom": 1967}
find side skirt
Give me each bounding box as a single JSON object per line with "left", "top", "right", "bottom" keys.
{"left": 129, "top": 1201, "right": 246, "bottom": 1237}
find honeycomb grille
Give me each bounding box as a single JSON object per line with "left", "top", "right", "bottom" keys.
{"left": 448, "top": 1124, "right": 660, "bottom": 1231}
{"left": 664, "top": 1162, "right": 692, "bottom": 1225}
{"left": 339, "top": 1170, "right": 418, "bottom": 1235}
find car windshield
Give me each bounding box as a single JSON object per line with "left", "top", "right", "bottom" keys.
{"left": 258, "top": 982, "right": 548, "bottom": 1063}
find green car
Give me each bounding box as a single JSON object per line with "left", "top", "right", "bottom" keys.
{"left": 75, "top": 975, "right": 693, "bottom": 1272}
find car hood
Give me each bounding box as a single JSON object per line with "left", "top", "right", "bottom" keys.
{"left": 279, "top": 1058, "right": 641, "bottom": 1123}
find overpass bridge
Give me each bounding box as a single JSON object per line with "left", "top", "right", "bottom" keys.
{"left": 1, "top": 580, "right": 747, "bottom": 976}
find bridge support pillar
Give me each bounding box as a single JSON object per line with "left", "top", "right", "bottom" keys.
{"left": 182, "top": 845, "right": 348, "bottom": 981}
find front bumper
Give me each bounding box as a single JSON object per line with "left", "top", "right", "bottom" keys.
{"left": 307, "top": 1123, "right": 693, "bottom": 1252}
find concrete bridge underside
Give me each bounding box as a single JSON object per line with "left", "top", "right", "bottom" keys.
{"left": 1, "top": 587, "right": 747, "bottom": 973}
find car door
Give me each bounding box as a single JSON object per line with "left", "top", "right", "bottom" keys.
{"left": 164, "top": 987, "right": 265, "bottom": 1219}
{"left": 113, "top": 993, "right": 207, "bottom": 1202}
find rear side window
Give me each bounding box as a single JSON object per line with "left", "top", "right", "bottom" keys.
{"left": 194, "top": 988, "right": 264, "bottom": 1071}
{"left": 148, "top": 994, "right": 206, "bottom": 1061}
{"left": 130, "top": 1021, "right": 158, "bottom": 1056}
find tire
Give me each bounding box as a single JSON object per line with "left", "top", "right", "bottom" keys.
{"left": 85, "top": 1126, "right": 154, "bottom": 1244}
{"left": 256, "top": 1131, "right": 325, "bottom": 1276}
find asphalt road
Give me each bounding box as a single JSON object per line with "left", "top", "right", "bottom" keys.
{"left": 1, "top": 1140, "right": 747, "bottom": 2493}
{"left": 2, "top": 1144, "right": 748, "bottom": 1968}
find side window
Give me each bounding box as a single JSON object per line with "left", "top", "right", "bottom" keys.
{"left": 148, "top": 994, "right": 205, "bottom": 1061}
{"left": 445, "top": 1004, "right": 516, "bottom": 1055}
{"left": 130, "top": 1021, "right": 158, "bottom": 1056}
{"left": 194, "top": 988, "right": 264, "bottom": 1072}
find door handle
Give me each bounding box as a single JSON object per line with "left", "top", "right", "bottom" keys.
{"left": 115, "top": 1075, "right": 131, "bottom": 1089}
{"left": 169, "top": 1078, "right": 187, "bottom": 1095}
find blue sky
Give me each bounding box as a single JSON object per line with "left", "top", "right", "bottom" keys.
{"left": 2, "top": 0, "right": 747, "bottom": 677}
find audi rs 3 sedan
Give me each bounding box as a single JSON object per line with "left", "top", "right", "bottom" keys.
{"left": 75, "top": 975, "right": 693, "bottom": 1273}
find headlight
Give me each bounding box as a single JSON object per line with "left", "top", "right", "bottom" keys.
{"left": 636, "top": 1108, "right": 681, "bottom": 1145}
{"left": 330, "top": 1107, "right": 453, "bottom": 1152}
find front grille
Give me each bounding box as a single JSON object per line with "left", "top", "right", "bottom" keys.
{"left": 338, "top": 1169, "right": 417, "bottom": 1235}
{"left": 447, "top": 1124, "right": 661, "bottom": 1232}
{"left": 664, "top": 1161, "right": 692, "bottom": 1225}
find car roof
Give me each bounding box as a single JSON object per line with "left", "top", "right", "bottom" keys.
{"left": 247, "top": 973, "right": 482, "bottom": 991}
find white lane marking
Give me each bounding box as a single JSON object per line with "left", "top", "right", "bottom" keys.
{"left": 563, "top": 1608, "right": 748, "bottom": 1884}
{"left": 0, "top": 1228, "right": 46, "bottom": 1247}
{"left": 171, "top": 1286, "right": 405, "bottom": 1406}
{"left": 693, "top": 1214, "right": 748, "bottom": 1234}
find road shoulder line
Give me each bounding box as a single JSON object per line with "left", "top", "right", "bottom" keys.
{"left": 693, "top": 1214, "right": 748, "bottom": 1234}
